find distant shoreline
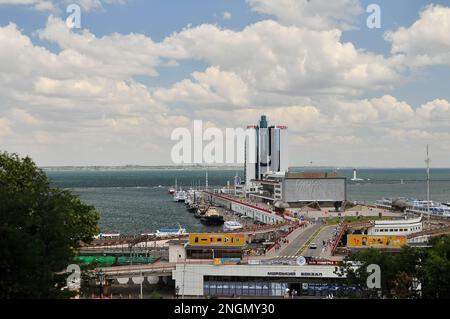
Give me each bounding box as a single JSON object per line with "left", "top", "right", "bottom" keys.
{"left": 40, "top": 166, "right": 450, "bottom": 171}
{"left": 41, "top": 165, "right": 244, "bottom": 171}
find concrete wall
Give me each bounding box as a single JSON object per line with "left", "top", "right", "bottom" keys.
{"left": 282, "top": 178, "right": 346, "bottom": 203}
{"left": 207, "top": 192, "right": 284, "bottom": 224}
{"left": 230, "top": 201, "right": 284, "bottom": 224}
{"left": 172, "top": 265, "right": 204, "bottom": 296}
{"left": 169, "top": 244, "right": 187, "bottom": 263}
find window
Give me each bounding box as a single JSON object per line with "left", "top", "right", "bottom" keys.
{"left": 195, "top": 237, "right": 199, "bottom": 243}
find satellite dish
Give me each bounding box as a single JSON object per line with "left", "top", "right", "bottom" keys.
{"left": 296, "top": 256, "right": 306, "bottom": 266}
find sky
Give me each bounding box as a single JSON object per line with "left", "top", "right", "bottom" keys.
{"left": 0, "top": 0, "right": 449, "bottom": 167}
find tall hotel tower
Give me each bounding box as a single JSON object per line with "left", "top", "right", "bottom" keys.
{"left": 244, "top": 115, "right": 289, "bottom": 186}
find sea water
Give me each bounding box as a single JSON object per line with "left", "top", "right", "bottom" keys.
{"left": 45, "top": 168, "right": 450, "bottom": 234}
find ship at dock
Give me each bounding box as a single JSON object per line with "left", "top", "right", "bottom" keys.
{"left": 173, "top": 190, "right": 187, "bottom": 202}
{"left": 194, "top": 202, "right": 208, "bottom": 219}
{"left": 200, "top": 206, "right": 224, "bottom": 226}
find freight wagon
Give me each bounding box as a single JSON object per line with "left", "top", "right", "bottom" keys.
{"left": 74, "top": 256, "right": 159, "bottom": 267}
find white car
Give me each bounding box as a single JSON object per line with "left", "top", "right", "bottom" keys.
{"left": 309, "top": 243, "right": 318, "bottom": 249}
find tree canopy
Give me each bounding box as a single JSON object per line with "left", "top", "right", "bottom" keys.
{"left": 337, "top": 235, "right": 450, "bottom": 299}
{"left": 0, "top": 152, "right": 99, "bottom": 298}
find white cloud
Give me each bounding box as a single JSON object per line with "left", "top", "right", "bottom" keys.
{"left": 0, "top": 117, "right": 12, "bottom": 138}
{"left": 154, "top": 67, "right": 250, "bottom": 108}
{"left": 385, "top": 5, "right": 450, "bottom": 66}
{"left": 222, "top": 11, "right": 232, "bottom": 21}
{"left": 0, "top": 0, "right": 57, "bottom": 12}
{"left": 11, "top": 108, "right": 41, "bottom": 126}
{"left": 0, "top": 0, "right": 126, "bottom": 12}
{"left": 161, "top": 20, "right": 400, "bottom": 98}
{"left": 247, "top": 0, "right": 363, "bottom": 30}
{"left": 37, "top": 16, "right": 162, "bottom": 79}
{"left": 416, "top": 99, "right": 450, "bottom": 120}
{"left": 336, "top": 95, "right": 414, "bottom": 124}
{"left": 1, "top": 6, "right": 449, "bottom": 166}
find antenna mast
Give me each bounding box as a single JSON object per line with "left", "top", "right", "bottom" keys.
{"left": 426, "top": 144, "right": 431, "bottom": 231}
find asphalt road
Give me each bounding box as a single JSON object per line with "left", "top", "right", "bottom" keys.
{"left": 276, "top": 223, "right": 322, "bottom": 257}
{"left": 303, "top": 225, "right": 338, "bottom": 258}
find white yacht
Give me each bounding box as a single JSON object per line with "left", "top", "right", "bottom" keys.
{"left": 173, "top": 190, "right": 187, "bottom": 202}
{"left": 408, "top": 199, "right": 450, "bottom": 216}
{"left": 156, "top": 227, "right": 187, "bottom": 237}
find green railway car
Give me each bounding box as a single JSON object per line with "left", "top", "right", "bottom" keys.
{"left": 116, "top": 256, "right": 158, "bottom": 266}
{"left": 74, "top": 255, "right": 159, "bottom": 267}
{"left": 75, "top": 256, "right": 116, "bottom": 267}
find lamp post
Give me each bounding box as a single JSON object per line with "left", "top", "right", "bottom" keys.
{"left": 140, "top": 271, "right": 143, "bottom": 299}
{"left": 426, "top": 145, "right": 431, "bottom": 233}
{"left": 98, "top": 270, "right": 105, "bottom": 299}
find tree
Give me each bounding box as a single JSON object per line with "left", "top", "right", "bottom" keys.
{"left": 337, "top": 249, "right": 394, "bottom": 298}
{"left": 0, "top": 152, "right": 99, "bottom": 298}
{"left": 421, "top": 235, "right": 450, "bottom": 298}
{"left": 336, "top": 245, "right": 424, "bottom": 299}
{"left": 391, "top": 272, "right": 415, "bottom": 299}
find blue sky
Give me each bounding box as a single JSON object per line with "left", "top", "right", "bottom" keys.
{"left": 0, "top": 0, "right": 449, "bottom": 167}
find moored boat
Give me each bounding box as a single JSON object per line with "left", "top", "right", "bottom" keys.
{"left": 200, "top": 207, "right": 224, "bottom": 226}
{"left": 156, "top": 226, "right": 187, "bottom": 237}
{"left": 173, "top": 190, "right": 187, "bottom": 202}
{"left": 223, "top": 221, "right": 243, "bottom": 231}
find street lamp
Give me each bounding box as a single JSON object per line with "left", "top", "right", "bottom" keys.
{"left": 98, "top": 270, "right": 105, "bottom": 299}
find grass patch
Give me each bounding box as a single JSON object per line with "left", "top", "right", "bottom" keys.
{"left": 326, "top": 215, "right": 392, "bottom": 225}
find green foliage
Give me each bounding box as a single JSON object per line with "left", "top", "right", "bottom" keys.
{"left": 326, "top": 215, "right": 390, "bottom": 225}
{"left": 149, "top": 291, "right": 163, "bottom": 299}
{"left": 337, "top": 237, "right": 450, "bottom": 299}
{"left": 421, "top": 236, "right": 450, "bottom": 298}
{"left": 0, "top": 152, "right": 100, "bottom": 298}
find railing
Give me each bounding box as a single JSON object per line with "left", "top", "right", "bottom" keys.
{"left": 331, "top": 224, "right": 348, "bottom": 256}
{"left": 346, "top": 220, "right": 375, "bottom": 229}
{"left": 98, "top": 263, "right": 176, "bottom": 276}
{"left": 407, "top": 225, "right": 450, "bottom": 239}
{"left": 265, "top": 222, "right": 303, "bottom": 253}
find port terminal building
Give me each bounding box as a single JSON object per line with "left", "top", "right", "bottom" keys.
{"left": 204, "top": 191, "right": 285, "bottom": 225}
{"left": 170, "top": 234, "right": 346, "bottom": 298}
{"left": 248, "top": 171, "right": 347, "bottom": 209}
{"left": 172, "top": 263, "right": 344, "bottom": 297}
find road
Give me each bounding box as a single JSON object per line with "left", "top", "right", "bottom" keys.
{"left": 275, "top": 223, "right": 322, "bottom": 257}
{"left": 303, "top": 225, "right": 338, "bottom": 258}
